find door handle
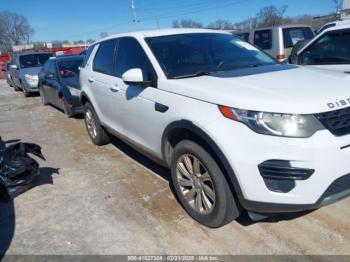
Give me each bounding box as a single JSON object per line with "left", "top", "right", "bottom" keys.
{"left": 110, "top": 87, "right": 120, "bottom": 93}
{"left": 155, "top": 102, "right": 169, "bottom": 113}
{"left": 88, "top": 78, "right": 94, "bottom": 83}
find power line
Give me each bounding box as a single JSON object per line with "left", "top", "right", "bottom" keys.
{"left": 140, "top": 0, "right": 249, "bottom": 23}
{"left": 64, "top": 0, "right": 250, "bottom": 40}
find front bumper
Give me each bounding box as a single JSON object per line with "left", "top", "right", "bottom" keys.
{"left": 22, "top": 79, "right": 39, "bottom": 92}
{"left": 206, "top": 117, "right": 350, "bottom": 212}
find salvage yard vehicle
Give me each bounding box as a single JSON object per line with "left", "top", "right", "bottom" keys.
{"left": 9, "top": 51, "right": 52, "bottom": 97}
{"left": 80, "top": 28, "right": 350, "bottom": 227}
{"left": 236, "top": 24, "right": 315, "bottom": 61}
{"left": 289, "top": 24, "right": 350, "bottom": 73}
{"left": 38, "top": 55, "right": 84, "bottom": 117}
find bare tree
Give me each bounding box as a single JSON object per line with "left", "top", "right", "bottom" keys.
{"left": 332, "top": 0, "right": 342, "bottom": 12}
{"left": 99, "top": 32, "right": 108, "bottom": 38}
{"left": 0, "top": 11, "right": 34, "bottom": 46}
{"left": 172, "top": 19, "right": 203, "bottom": 28}
{"left": 256, "top": 5, "right": 288, "bottom": 27}
{"left": 208, "top": 19, "right": 235, "bottom": 30}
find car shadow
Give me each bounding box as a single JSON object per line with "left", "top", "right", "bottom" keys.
{"left": 109, "top": 135, "right": 313, "bottom": 226}
{"left": 0, "top": 167, "right": 59, "bottom": 258}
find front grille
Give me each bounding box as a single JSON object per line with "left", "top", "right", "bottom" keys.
{"left": 315, "top": 107, "right": 350, "bottom": 136}
{"left": 322, "top": 173, "right": 350, "bottom": 199}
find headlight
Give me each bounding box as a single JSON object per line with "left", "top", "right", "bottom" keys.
{"left": 24, "top": 74, "right": 38, "bottom": 82}
{"left": 219, "top": 106, "right": 325, "bottom": 138}
{"left": 67, "top": 85, "right": 81, "bottom": 96}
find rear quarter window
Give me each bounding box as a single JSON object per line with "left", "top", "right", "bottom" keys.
{"left": 283, "top": 27, "right": 315, "bottom": 48}
{"left": 93, "top": 39, "right": 117, "bottom": 75}
{"left": 254, "top": 30, "right": 272, "bottom": 50}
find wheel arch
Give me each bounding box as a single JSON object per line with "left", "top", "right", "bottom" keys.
{"left": 80, "top": 91, "right": 91, "bottom": 106}
{"left": 161, "top": 120, "right": 243, "bottom": 199}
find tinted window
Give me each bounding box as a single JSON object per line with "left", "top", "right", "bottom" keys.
{"left": 81, "top": 45, "right": 95, "bottom": 68}
{"left": 146, "top": 33, "right": 276, "bottom": 79}
{"left": 283, "top": 27, "right": 314, "bottom": 48}
{"left": 19, "top": 54, "right": 52, "bottom": 68}
{"left": 300, "top": 29, "right": 350, "bottom": 65}
{"left": 237, "top": 32, "right": 249, "bottom": 42}
{"left": 93, "top": 39, "right": 117, "bottom": 75}
{"left": 48, "top": 61, "right": 57, "bottom": 74}
{"left": 58, "top": 59, "right": 83, "bottom": 78}
{"left": 115, "top": 37, "right": 156, "bottom": 82}
{"left": 254, "top": 30, "right": 272, "bottom": 50}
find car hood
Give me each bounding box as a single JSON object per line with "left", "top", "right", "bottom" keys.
{"left": 19, "top": 67, "right": 42, "bottom": 77}
{"left": 163, "top": 64, "right": 350, "bottom": 114}
{"left": 60, "top": 76, "right": 80, "bottom": 89}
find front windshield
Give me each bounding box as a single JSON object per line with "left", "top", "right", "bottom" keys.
{"left": 58, "top": 59, "right": 83, "bottom": 78}
{"left": 145, "top": 33, "right": 277, "bottom": 79}
{"left": 20, "top": 54, "right": 52, "bottom": 68}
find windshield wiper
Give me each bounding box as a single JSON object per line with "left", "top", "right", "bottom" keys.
{"left": 173, "top": 71, "right": 213, "bottom": 79}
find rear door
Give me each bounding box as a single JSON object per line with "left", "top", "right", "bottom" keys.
{"left": 88, "top": 39, "right": 124, "bottom": 131}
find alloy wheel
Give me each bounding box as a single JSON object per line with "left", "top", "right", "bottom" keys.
{"left": 176, "top": 154, "right": 216, "bottom": 215}
{"left": 85, "top": 109, "right": 97, "bottom": 139}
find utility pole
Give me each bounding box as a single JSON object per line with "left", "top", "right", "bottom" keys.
{"left": 156, "top": 18, "right": 160, "bottom": 29}
{"left": 131, "top": 0, "right": 139, "bottom": 27}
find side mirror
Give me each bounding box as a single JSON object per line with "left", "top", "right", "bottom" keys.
{"left": 45, "top": 73, "right": 56, "bottom": 80}
{"left": 122, "top": 68, "right": 153, "bottom": 87}
{"left": 10, "top": 65, "right": 17, "bottom": 70}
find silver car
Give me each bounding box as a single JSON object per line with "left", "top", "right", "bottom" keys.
{"left": 9, "top": 52, "right": 52, "bottom": 97}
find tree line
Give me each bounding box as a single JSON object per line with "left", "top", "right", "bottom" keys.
{"left": 0, "top": 11, "right": 34, "bottom": 53}
{"left": 172, "top": 5, "right": 339, "bottom": 31}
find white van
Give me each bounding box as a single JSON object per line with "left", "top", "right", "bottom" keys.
{"left": 236, "top": 24, "right": 315, "bottom": 61}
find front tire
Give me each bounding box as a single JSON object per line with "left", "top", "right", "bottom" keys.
{"left": 170, "top": 140, "right": 240, "bottom": 228}
{"left": 84, "top": 102, "right": 110, "bottom": 145}
{"left": 62, "top": 97, "right": 73, "bottom": 118}
{"left": 39, "top": 86, "right": 48, "bottom": 105}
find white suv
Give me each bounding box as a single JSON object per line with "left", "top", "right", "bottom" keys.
{"left": 80, "top": 29, "right": 350, "bottom": 227}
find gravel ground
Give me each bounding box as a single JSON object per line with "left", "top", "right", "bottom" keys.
{"left": 0, "top": 79, "right": 350, "bottom": 256}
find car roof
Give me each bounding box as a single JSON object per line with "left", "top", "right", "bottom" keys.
{"left": 13, "top": 51, "right": 52, "bottom": 57}
{"left": 321, "top": 23, "right": 350, "bottom": 33}
{"left": 49, "top": 55, "right": 84, "bottom": 62}
{"left": 92, "top": 28, "right": 230, "bottom": 45}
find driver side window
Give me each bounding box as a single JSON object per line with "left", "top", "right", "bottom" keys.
{"left": 300, "top": 30, "right": 350, "bottom": 65}
{"left": 114, "top": 37, "right": 156, "bottom": 83}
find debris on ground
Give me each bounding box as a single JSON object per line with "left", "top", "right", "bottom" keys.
{"left": 0, "top": 137, "right": 45, "bottom": 201}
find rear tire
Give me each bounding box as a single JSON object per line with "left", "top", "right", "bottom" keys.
{"left": 84, "top": 102, "right": 110, "bottom": 145}
{"left": 170, "top": 140, "right": 240, "bottom": 228}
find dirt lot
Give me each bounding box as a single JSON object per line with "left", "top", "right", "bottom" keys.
{"left": 0, "top": 79, "right": 350, "bottom": 256}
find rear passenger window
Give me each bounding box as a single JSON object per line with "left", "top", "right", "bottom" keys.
{"left": 81, "top": 45, "right": 95, "bottom": 68}
{"left": 114, "top": 37, "right": 156, "bottom": 82}
{"left": 254, "top": 30, "right": 272, "bottom": 50}
{"left": 93, "top": 39, "right": 117, "bottom": 75}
